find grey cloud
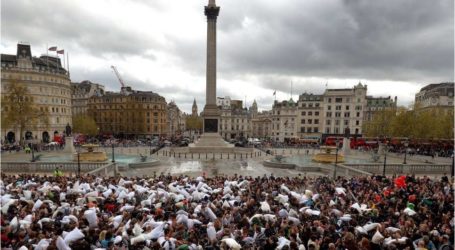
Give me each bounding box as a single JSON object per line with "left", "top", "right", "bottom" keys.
{"left": 2, "top": 0, "right": 162, "bottom": 59}
{"left": 215, "top": 0, "right": 453, "bottom": 83}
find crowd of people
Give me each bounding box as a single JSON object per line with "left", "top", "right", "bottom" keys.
{"left": 0, "top": 173, "right": 453, "bottom": 250}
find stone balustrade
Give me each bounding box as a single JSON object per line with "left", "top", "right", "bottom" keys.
{"left": 343, "top": 163, "right": 452, "bottom": 175}
{"left": 1, "top": 162, "right": 109, "bottom": 174}
{"left": 87, "top": 162, "right": 118, "bottom": 177}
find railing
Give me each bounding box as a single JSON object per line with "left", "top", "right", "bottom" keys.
{"left": 1, "top": 162, "right": 107, "bottom": 174}
{"left": 159, "top": 149, "right": 263, "bottom": 160}
{"left": 343, "top": 163, "right": 453, "bottom": 175}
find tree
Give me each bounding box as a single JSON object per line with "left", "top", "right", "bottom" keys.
{"left": 72, "top": 114, "right": 99, "bottom": 136}
{"left": 364, "top": 105, "right": 454, "bottom": 139}
{"left": 1, "top": 80, "right": 49, "bottom": 144}
{"left": 186, "top": 116, "right": 203, "bottom": 132}
{"left": 362, "top": 109, "right": 396, "bottom": 137}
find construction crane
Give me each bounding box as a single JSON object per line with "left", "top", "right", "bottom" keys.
{"left": 111, "top": 65, "right": 125, "bottom": 88}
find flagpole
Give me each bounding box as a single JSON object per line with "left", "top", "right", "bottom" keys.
{"left": 291, "top": 81, "right": 293, "bottom": 100}
{"left": 67, "top": 52, "right": 70, "bottom": 76}
{"left": 46, "top": 43, "right": 49, "bottom": 71}
{"left": 62, "top": 51, "right": 65, "bottom": 70}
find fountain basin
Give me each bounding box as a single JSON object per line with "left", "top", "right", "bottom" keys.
{"left": 73, "top": 144, "right": 108, "bottom": 162}
{"left": 312, "top": 153, "right": 344, "bottom": 163}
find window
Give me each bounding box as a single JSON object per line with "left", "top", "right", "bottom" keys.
{"left": 335, "top": 128, "right": 339, "bottom": 134}
{"left": 314, "top": 127, "right": 318, "bottom": 133}
{"left": 308, "top": 111, "right": 313, "bottom": 116}
{"left": 326, "top": 112, "right": 332, "bottom": 117}
{"left": 315, "top": 103, "right": 320, "bottom": 107}
{"left": 335, "top": 98, "right": 342, "bottom": 103}
{"left": 335, "top": 112, "right": 341, "bottom": 117}
{"left": 301, "top": 111, "right": 306, "bottom": 116}
{"left": 315, "top": 119, "right": 319, "bottom": 124}
{"left": 326, "top": 128, "right": 330, "bottom": 133}
{"left": 308, "top": 119, "right": 312, "bottom": 124}
{"left": 301, "top": 103, "right": 306, "bottom": 108}
{"left": 356, "top": 112, "right": 360, "bottom": 117}
{"left": 346, "top": 105, "right": 350, "bottom": 110}
{"left": 335, "top": 120, "right": 340, "bottom": 125}
{"left": 336, "top": 105, "right": 342, "bottom": 110}
{"left": 326, "top": 120, "right": 331, "bottom": 125}
{"left": 309, "top": 103, "right": 313, "bottom": 108}
{"left": 356, "top": 120, "right": 360, "bottom": 125}
{"left": 344, "top": 112, "right": 350, "bottom": 117}
{"left": 328, "top": 106, "right": 332, "bottom": 110}
{"left": 328, "top": 98, "right": 332, "bottom": 103}
{"left": 315, "top": 111, "right": 319, "bottom": 116}
{"left": 344, "top": 120, "right": 349, "bottom": 126}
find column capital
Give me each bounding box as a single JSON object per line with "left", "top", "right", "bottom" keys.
{"left": 205, "top": 6, "right": 220, "bottom": 20}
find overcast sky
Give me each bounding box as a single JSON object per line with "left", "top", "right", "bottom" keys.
{"left": 2, "top": 0, "right": 453, "bottom": 112}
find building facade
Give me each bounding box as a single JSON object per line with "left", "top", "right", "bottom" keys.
{"left": 87, "top": 87, "right": 167, "bottom": 138}
{"left": 71, "top": 80, "right": 105, "bottom": 116}
{"left": 167, "top": 101, "right": 185, "bottom": 137}
{"left": 364, "top": 96, "right": 397, "bottom": 121}
{"left": 321, "top": 83, "right": 367, "bottom": 137}
{"left": 1, "top": 43, "right": 72, "bottom": 143}
{"left": 415, "top": 82, "right": 454, "bottom": 112}
{"left": 297, "top": 93, "right": 323, "bottom": 139}
{"left": 219, "top": 99, "right": 251, "bottom": 140}
{"left": 271, "top": 99, "right": 298, "bottom": 142}
{"left": 251, "top": 111, "right": 272, "bottom": 139}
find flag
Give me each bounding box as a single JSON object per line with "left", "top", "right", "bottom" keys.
{"left": 48, "top": 46, "right": 57, "bottom": 51}
{"left": 57, "top": 49, "right": 65, "bottom": 54}
{"left": 273, "top": 90, "right": 276, "bottom": 96}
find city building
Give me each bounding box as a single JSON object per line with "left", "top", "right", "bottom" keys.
{"left": 364, "top": 96, "right": 397, "bottom": 121}
{"left": 216, "top": 96, "right": 231, "bottom": 108}
{"left": 1, "top": 43, "right": 72, "bottom": 143}
{"left": 87, "top": 86, "right": 167, "bottom": 138}
{"left": 415, "top": 82, "right": 454, "bottom": 113}
{"left": 297, "top": 93, "right": 323, "bottom": 139}
{"left": 321, "top": 83, "right": 367, "bottom": 138}
{"left": 71, "top": 80, "right": 105, "bottom": 115}
{"left": 251, "top": 111, "right": 272, "bottom": 139}
{"left": 271, "top": 99, "right": 298, "bottom": 142}
{"left": 219, "top": 98, "right": 251, "bottom": 139}
{"left": 167, "top": 101, "right": 185, "bottom": 137}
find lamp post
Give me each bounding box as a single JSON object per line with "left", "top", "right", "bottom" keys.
{"left": 333, "top": 139, "right": 340, "bottom": 179}
{"left": 403, "top": 139, "right": 409, "bottom": 164}
{"left": 30, "top": 144, "right": 35, "bottom": 162}
{"left": 112, "top": 143, "right": 115, "bottom": 163}
{"left": 383, "top": 142, "right": 388, "bottom": 176}
{"left": 77, "top": 146, "right": 81, "bottom": 177}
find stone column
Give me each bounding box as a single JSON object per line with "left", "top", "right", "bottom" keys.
{"left": 203, "top": 0, "right": 221, "bottom": 133}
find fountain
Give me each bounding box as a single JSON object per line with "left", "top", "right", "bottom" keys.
{"left": 312, "top": 146, "right": 345, "bottom": 163}
{"left": 74, "top": 144, "right": 108, "bottom": 162}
